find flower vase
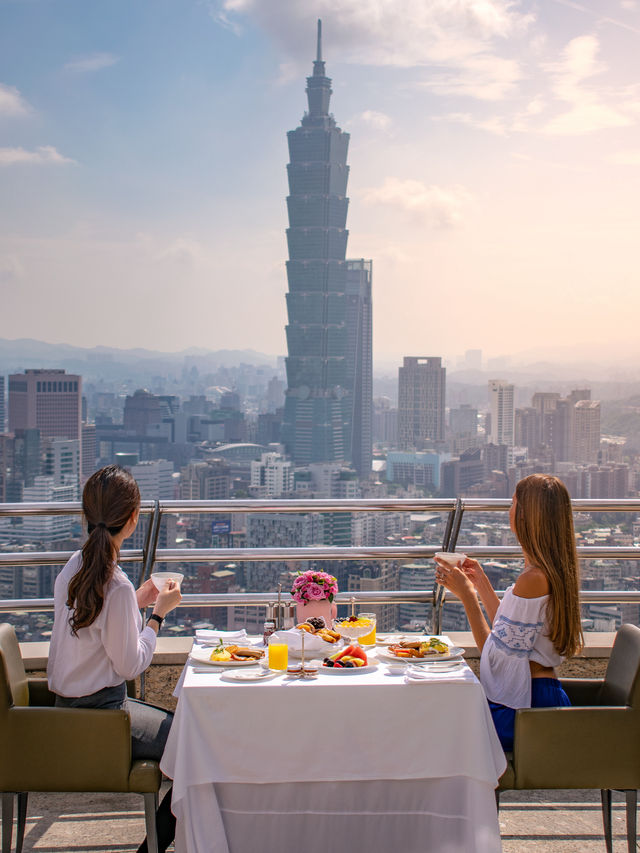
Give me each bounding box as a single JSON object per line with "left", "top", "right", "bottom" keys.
{"left": 296, "top": 599, "right": 337, "bottom": 627}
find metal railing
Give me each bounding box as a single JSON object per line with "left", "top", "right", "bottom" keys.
{"left": 1, "top": 497, "right": 640, "bottom": 623}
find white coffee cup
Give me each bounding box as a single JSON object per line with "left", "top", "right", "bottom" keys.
{"left": 434, "top": 552, "right": 466, "bottom": 568}
{"left": 150, "top": 571, "right": 184, "bottom": 590}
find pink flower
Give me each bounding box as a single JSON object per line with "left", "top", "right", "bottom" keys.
{"left": 290, "top": 569, "right": 338, "bottom": 604}
{"left": 306, "top": 583, "right": 325, "bottom": 600}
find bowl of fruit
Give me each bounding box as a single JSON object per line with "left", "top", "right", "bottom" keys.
{"left": 322, "top": 644, "right": 373, "bottom": 672}
{"left": 333, "top": 615, "right": 375, "bottom": 643}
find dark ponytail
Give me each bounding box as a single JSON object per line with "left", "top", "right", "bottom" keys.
{"left": 67, "top": 465, "right": 140, "bottom": 635}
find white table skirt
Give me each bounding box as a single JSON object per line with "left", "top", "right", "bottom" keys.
{"left": 173, "top": 777, "right": 502, "bottom": 853}
{"left": 162, "top": 651, "right": 506, "bottom": 853}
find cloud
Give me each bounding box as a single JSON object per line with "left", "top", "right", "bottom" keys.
{"left": 220, "top": 0, "right": 533, "bottom": 68}
{"left": 361, "top": 177, "right": 473, "bottom": 227}
{"left": 64, "top": 52, "right": 120, "bottom": 73}
{"left": 0, "top": 83, "right": 32, "bottom": 117}
{"left": 349, "top": 110, "right": 392, "bottom": 132}
{"left": 0, "top": 146, "right": 76, "bottom": 166}
{"left": 420, "top": 54, "right": 522, "bottom": 101}
{"left": 609, "top": 149, "right": 640, "bottom": 165}
{"left": 541, "top": 35, "right": 640, "bottom": 134}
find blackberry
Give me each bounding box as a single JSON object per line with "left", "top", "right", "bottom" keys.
{"left": 306, "top": 616, "right": 326, "bottom": 630}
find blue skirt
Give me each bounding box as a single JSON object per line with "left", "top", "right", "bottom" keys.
{"left": 489, "top": 677, "right": 570, "bottom": 752}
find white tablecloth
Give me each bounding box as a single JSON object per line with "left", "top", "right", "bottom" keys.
{"left": 161, "top": 650, "right": 506, "bottom": 853}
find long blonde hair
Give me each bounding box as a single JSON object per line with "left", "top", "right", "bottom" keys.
{"left": 513, "top": 473, "right": 583, "bottom": 658}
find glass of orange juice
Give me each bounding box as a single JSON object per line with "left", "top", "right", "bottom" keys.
{"left": 358, "top": 612, "right": 377, "bottom": 646}
{"left": 268, "top": 639, "right": 289, "bottom": 670}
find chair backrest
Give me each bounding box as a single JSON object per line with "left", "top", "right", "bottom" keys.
{"left": 600, "top": 623, "right": 640, "bottom": 708}
{"left": 0, "top": 623, "right": 29, "bottom": 710}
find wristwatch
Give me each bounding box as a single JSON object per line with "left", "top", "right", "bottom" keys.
{"left": 148, "top": 613, "right": 164, "bottom": 629}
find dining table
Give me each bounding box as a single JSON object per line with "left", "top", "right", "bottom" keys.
{"left": 160, "top": 639, "right": 507, "bottom": 853}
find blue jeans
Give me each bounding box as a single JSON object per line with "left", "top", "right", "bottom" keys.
{"left": 54, "top": 682, "right": 174, "bottom": 761}
{"left": 489, "top": 677, "right": 571, "bottom": 752}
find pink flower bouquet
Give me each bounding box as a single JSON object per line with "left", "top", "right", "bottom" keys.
{"left": 291, "top": 570, "right": 338, "bottom": 604}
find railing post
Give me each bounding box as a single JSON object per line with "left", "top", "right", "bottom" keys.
{"left": 432, "top": 499, "right": 464, "bottom": 635}
{"left": 138, "top": 500, "right": 162, "bottom": 701}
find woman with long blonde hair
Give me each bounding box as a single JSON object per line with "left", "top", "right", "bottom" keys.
{"left": 436, "top": 473, "right": 583, "bottom": 750}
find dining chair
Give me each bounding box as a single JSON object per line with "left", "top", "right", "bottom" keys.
{"left": 0, "top": 623, "right": 161, "bottom": 853}
{"left": 498, "top": 623, "right": 640, "bottom": 853}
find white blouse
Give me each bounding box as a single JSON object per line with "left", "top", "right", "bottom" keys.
{"left": 479, "top": 584, "right": 564, "bottom": 710}
{"left": 47, "top": 551, "right": 156, "bottom": 697}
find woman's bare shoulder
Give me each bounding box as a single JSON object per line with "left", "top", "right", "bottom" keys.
{"left": 513, "top": 569, "right": 549, "bottom": 599}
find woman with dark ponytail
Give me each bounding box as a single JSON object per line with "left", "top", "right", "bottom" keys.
{"left": 48, "top": 465, "right": 181, "bottom": 852}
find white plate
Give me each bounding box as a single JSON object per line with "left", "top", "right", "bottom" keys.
{"left": 189, "top": 646, "right": 264, "bottom": 667}
{"left": 220, "top": 669, "right": 282, "bottom": 682}
{"left": 377, "top": 634, "right": 411, "bottom": 647}
{"left": 320, "top": 662, "right": 378, "bottom": 675}
{"left": 419, "top": 660, "right": 466, "bottom": 673}
{"left": 377, "top": 646, "right": 464, "bottom": 664}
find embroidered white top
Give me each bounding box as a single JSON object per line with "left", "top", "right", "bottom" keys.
{"left": 47, "top": 550, "right": 156, "bottom": 697}
{"left": 479, "top": 583, "right": 564, "bottom": 709}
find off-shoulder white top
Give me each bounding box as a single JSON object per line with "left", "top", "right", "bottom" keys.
{"left": 479, "top": 584, "right": 564, "bottom": 710}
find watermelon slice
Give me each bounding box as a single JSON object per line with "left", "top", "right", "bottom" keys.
{"left": 333, "top": 644, "right": 368, "bottom": 665}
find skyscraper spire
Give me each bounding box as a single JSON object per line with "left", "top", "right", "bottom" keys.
{"left": 307, "top": 18, "right": 330, "bottom": 118}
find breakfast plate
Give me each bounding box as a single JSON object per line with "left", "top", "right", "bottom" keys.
{"left": 189, "top": 646, "right": 263, "bottom": 667}
{"left": 219, "top": 668, "right": 281, "bottom": 682}
{"left": 377, "top": 646, "right": 464, "bottom": 664}
{"left": 319, "top": 662, "right": 378, "bottom": 675}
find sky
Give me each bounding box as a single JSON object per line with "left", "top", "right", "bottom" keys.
{"left": 1, "top": 0, "right": 640, "bottom": 370}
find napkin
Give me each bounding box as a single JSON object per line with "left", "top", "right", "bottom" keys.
{"left": 194, "top": 629, "right": 248, "bottom": 645}
{"left": 270, "top": 628, "right": 335, "bottom": 653}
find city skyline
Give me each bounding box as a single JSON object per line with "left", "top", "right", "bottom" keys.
{"left": 2, "top": 1, "right": 640, "bottom": 365}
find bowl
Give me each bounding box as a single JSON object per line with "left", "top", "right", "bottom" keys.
{"left": 333, "top": 617, "right": 375, "bottom": 642}
{"left": 150, "top": 571, "right": 184, "bottom": 591}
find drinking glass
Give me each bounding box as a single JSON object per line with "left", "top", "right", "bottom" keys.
{"left": 357, "top": 612, "right": 377, "bottom": 646}
{"left": 268, "top": 640, "right": 288, "bottom": 671}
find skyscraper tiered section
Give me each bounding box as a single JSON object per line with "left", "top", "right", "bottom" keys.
{"left": 282, "top": 21, "right": 372, "bottom": 478}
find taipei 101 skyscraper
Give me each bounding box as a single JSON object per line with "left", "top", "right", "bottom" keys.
{"left": 282, "top": 20, "right": 372, "bottom": 477}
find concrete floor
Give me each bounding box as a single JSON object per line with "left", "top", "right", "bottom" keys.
{"left": 3, "top": 787, "right": 636, "bottom": 852}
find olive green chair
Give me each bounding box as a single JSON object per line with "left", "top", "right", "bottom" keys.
{"left": 0, "top": 623, "right": 161, "bottom": 853}
{"left": 498, "top": 623, "right": 640, "bottom": 853}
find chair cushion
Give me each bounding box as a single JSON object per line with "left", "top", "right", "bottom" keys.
{"left": 128, "top": 759, "right": 162, "bottom": 793}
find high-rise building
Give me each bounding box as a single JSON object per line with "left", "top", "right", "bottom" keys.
{"left": 250, "top": 452, "right": 294, "bottom": 498}
{"left": 573, "top": 400, "right": 601, "bottom": 464}
{"left": 9, "top": 370, "right": 81, "bottom": 444}
{"left": 282, "top": 21, "right": 372, "bottom": 473}
{"left": 42, "top": 437, "right": 80, "bottom": 496}
{"left": 398, "top": 357, "right": 446, "bottom": 449}
{"left": 0, "top": 376, "right": 5, "bottom": 432}
{"left": 81, "top": 423, "right": 97, "bottom": 483}
{"left": 488, "top": 380, "right": 514, "bottom": 447}
{"left": 345, "top": 259, "right": 372, "bottom": 477}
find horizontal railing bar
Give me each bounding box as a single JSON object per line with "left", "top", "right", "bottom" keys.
{"left": 2, "top": 498, "right": 640, "bottom": 518}
{"left": 2, "top": 588, "right": 640, "bottom": 614}
{"left": 0, "top": 550, "right": 144, "bottom": 567}
{"left": 0, "top": 545, "right": 639, "bottom": 567}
